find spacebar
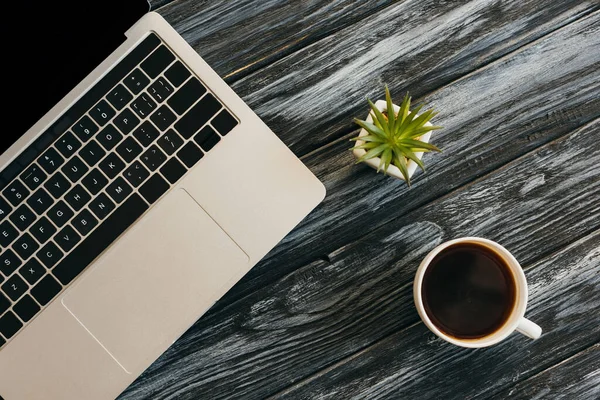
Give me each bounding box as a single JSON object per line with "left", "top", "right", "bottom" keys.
{"left": 52, "top": 194, "right": 149, "bottom": 285}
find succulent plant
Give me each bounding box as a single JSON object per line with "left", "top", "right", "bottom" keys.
{"left": 351, "top": 87, "right": 442, "bottom": 185}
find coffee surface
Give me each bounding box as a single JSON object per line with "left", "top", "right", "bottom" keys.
{"left": 422, "top": 243, "right": 516, "bottom": 339}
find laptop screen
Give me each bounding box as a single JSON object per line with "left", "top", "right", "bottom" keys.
{"left": 3, "top": 0, "right": 149, "bottom": 155}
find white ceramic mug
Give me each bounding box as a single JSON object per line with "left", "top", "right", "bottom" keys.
{"left": 413, "top": 237, "right": 542, "bottom": 348}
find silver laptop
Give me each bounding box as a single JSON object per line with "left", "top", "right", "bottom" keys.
{"left": 0, "top": 2, "right": 325, "bottom": 398}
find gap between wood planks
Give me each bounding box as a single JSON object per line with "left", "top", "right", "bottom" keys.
{"left": 265, "top": 224, "right": 600, "bottom": 399}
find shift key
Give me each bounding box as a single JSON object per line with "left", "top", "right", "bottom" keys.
{"left": 174, "top": 93, "right": 221, "bottom": 139}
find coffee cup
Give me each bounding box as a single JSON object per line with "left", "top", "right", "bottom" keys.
{"left": 413, "top": 237, "right": 542, "bottom": 348}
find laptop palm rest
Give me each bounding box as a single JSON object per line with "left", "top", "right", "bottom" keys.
{"left": 62, "top": 188, "right": 249, "bottom": 374}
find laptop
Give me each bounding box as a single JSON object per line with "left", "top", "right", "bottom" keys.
{"left": 0, "top": 1, "right": 325, "bottom": 398}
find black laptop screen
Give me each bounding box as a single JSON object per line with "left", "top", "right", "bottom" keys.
{"left": 3, "top": 0, "right": 149, "bottom": 155}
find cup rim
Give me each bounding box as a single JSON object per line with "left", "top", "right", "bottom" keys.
{"left": 413, "top": 237, "right": 528, "bottom": 348}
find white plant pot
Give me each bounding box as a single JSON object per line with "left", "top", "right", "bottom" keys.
{"left": 352, "top": 100, "right": 433, "bottom": 181}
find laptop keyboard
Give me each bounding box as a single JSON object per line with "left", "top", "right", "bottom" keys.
{"left": 0, "top": 33, "right": 238, "bottom": 347}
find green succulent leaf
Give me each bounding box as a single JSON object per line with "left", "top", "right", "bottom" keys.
{"left": 385, "top": 86, "right": 396, "bottom": 134}
{"left": 398, "top": 138, "right": 442, "bottom": 152}
{"left": 368, "top": 99, "right": 389, "bottom": 135}
{"left": 379, "top": 148, "right": 392, "bottom": 173}
{"left": 393, "top": 153, "right": 411, "bottom": 186}
{"left": 399, "top": 92, "right": 411, "bottom": 124}
{"left": 398, "top": 146, "right": 426, "bottom": 172}
{"left": 357, "top": 144, "right": 388, "bottom": 163}
{"left": 353, "top": 118, "right": 386, "bottom": 139}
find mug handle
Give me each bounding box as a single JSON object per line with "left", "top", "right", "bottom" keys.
{"left": 516, "top": 317, "right": 542, "bottom": 339}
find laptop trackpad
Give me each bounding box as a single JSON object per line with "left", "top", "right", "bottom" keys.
{"left": 62, "top": 189, "right": 249, "bottom": 374}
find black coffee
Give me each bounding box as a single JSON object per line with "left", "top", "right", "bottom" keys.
{"left": 422, "top": 243, "right": 516, "bottom": 339}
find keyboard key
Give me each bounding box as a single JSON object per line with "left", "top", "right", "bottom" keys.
{"left": 0, "top": 293, "right": 10, "bottom": 315}
{"left": 0, "top": 335, "right": 4, "bottom": 347}
{"left": 65, "top": 184, "right": 91, "bottom": 211}
{"left": 2, "top": 274, "right": 28, "bottom": 301}
{"left": 0, "top": 221, "right": 18, "bottom": 247}
{"left": 26, "top": 188, "right": 53, "bottom": 215}
{"left": 177, "top": 142, "right": 204, "bottom": 168}
{"left": 3, "top": 180, "right": 30, "bottom": 206}
{"left": 19, "top": 258, "right": 46, "bottom": 284}
{"left": 37, "top": 242, "right": 64, "bottom": 269}
{"left": 13, "top": 233, "right": 39, "bottom": 259}
{"left": 124, "top": 68, "right": 150, "bottom": 95}
{"left": 160, "top": 158, "right": 187, "bottom": 184}
{"left": 106, "top": 178, "right": 132, "bottom": 204}
{"left": 72, "top": 115, "right": 99, "bottom": 142}
{"left": 99, "top": 153, "right": 126, "bottom": 179}
{"left": 54, "top": 226, "right": 81, "bottom": 252}
{"left": 97, "top": 124, "right": 123, "bottom": 151}
{"left": 55, "top": 132, "right": 82, "bottom": 158}
{"left": 175, "top": 94, "right": 221, "bottom": 139}
{"left": 13, "top": 295, "right": 40, "bottom": 322}
{"left": 116, "top": 137, "right": 143, "bottom": 163}
{"left": 165, "top": 61, "right": 191, "bottom": 87}
{"left": 44, "top": 172, "right": 71, "bottom": 198}
{"left": 20, "top": 164, "right": 47, "bottom": 191}
{"left": 0, "top": 250, "right": 21, "bottom": 276}
{"left": 141, "top": 45, "right": 175, "bottom": 78}
{"left": 90, "top": 99, "right": 116, "bottom": 126}
{"left": 158, "top": 129, "right": 184, "bottom": 155}
{"left": 38, "top": 147, "right": 65, "bottom": 174}
{"left": 194, "top": 126, "right": 221, "bottom": 152}
{"left": 48, "top": 201, "right": 74, "bottom": 227}
{"left": 0, "top": 311, "right": 23, "bottom": 338}
{"left": 167, "top": 78, "right": 205, "bottom": 115}
{"left": 107, "top": 84, "right": 133, "bottom": 111}
{"left": 62, "top": 156, "right": 89, "bottom": 182}
{"left": 124, "top": 161, "right": 150, "bottom": 187}
{"left": 53, "top": 193, "right": 148, "bottom": 285}
{"left": 148, "top": 77, "right": 174, "bottom": 103}
{"left": 72, "top": 210, "right": 98, "bottom": 236}
{"left": 141, "top": 146, "right": 167, "bottom": 171}
{"left": 31, "top": 275, "right": 62, "bottom": 306}
{"left": 212, "top": 109, "right": 238, "bottom": 136}
{"left": 10, "top": 204, "right": 36, "bottom": 231}
{"left": 79, "top": 140, "right": 106, "bottom": 166}
{"left": 131, "top": 93, "right": 157, "bottom": 119}
{"left": 89, "top": 193, "right": 115, "bottom": 220}
{"left": 151, "top": 105, "right": 177, "bottom": 131}
{"left": 0, "top": 197, "right": 12, "bottom": 221}
{"left": 139, "top": 174, "right": 170, "bottom": 204}
{"left": 114, "top": 108, "right": 140, "bottom": 135}
{"left": 30, "top": 217, "right": 56, "bottom": 244}
{"left": 133, "top": 121, "right": 160, "bottom": 147}
{"left": 82, "top": 169, "right": 109, "bottom": 195}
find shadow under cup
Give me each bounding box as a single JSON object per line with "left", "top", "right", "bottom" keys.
{"left": 414, "top": 238, "right": 530, "bottom": 348}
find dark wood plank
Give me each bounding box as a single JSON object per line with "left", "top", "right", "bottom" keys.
{"left": 273, "top": 229, "right": 600, "bottom": 400}
{"left": 119, "top": 115, "right": 600, "bottom": 399}
{"left": 494, "top": 343, "right": 600, "bottom": 399}
{"left": 231, "top": 0, "right": 599, "bottom": 155}
{"left": 154, "top": 0, "right": 402, "bottom": 80}
{"left": 219, "top": 10, "right": 600, "bottom": 306}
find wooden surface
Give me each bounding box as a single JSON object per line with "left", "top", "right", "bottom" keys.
{"left": 120, "top": 1, "right": 600, "bottom": 399}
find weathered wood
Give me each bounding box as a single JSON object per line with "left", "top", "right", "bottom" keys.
{"left": 494, "top": 343, "right": 600, "bottom": 399}
{"left": 119, "top": 113, "right": 600, "bottom": 399}
{"left": 215, "top": 10, "right": 600, "bottom": 308}
{"left": 233, "top": 0, "right": 599, "bottom": 155}
{"left": 154, "top": 0, "right": 402, "bottom": 81}
{"left": 273, "top": 230, "right": 600, "bottom": 400}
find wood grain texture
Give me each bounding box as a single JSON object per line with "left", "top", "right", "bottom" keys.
{"left": 216, "top": 10, "right": 600, "bottom": 307}
{"left": 119, "top": 112, "right": 600, "bottom": 399}
{"left": 274, "top": 229, "right": 600, "bottom": 400}
{"left": 494, "top": 343, "right": 600, "bottom": 400}
{"left": 154, "top": 0, "right": 401, "bottom": 80}
{"left": 232, "top": 0, "right": 599, "bottom": 155}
